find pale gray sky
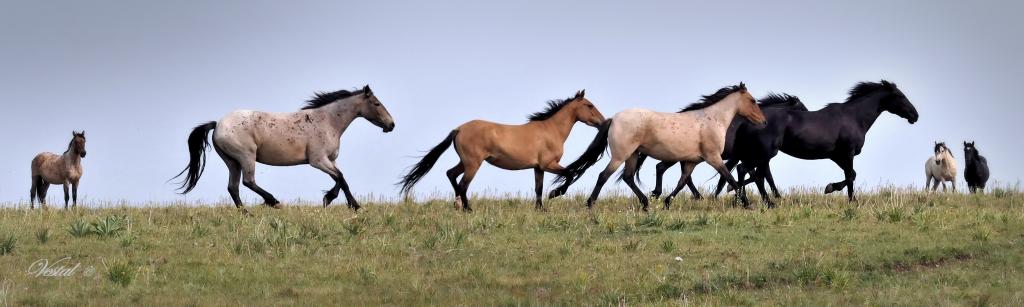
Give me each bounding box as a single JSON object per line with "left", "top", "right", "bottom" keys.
{"left": 1, "top": 1, "right": 1021, "bottom": 205}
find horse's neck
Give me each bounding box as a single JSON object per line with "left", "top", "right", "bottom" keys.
{"left": 62, "top": 150, "right": 81, "bottom": 167}
{"left": 702, "top": 99, "right": 741, "bottom": 133}
{"left": 535, "top": 108, "right": 577, "bottom": 142}
{"left": 316, "top": 103, "right": 360, "bottom": 137}
{"left": 842, "top": 94, "right": 885, "bottom": 131}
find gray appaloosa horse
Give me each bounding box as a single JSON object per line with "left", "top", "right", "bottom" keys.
{"left": 174, "top": 85, "right": 395, "bottom": 211}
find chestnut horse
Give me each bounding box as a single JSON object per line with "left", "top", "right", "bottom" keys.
{"left": 399, "top": 90, "right": 606, "bottom": 211}
{"left": 174, "top": 85, "right": 395, "bottom": 210}
{"left": 552, "top": 83, "right": 767, "bottom": 210}
{"left": 30, "top": 131, "right": 87, "bottom": 209}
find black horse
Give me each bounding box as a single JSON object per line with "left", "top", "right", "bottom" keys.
{"left": 963, "top": 141, "right": 990, "bottom": 193}
{"left": 732, "top": 80, "right": 918, "bottom": 202}
{"left": 640, "top": 93, "right": 807, "bottom": 208}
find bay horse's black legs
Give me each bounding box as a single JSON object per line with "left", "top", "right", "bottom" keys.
{"left": 650, "top": 161, "right": 675, "bottom": 198}
{"left": 621, "top": 153, "right": 650, "bottom": 211}
{"left": 445, "top": 163, "right": 464, "bottom": 209}
{"left": 457, "top": 162, "right": 480, "bottom": 212}
{"left": 663, "top": 162, "right": 697, "bottom": 209}
{"left": 533, "top": 168, "right": 545, "bottom": 210}
{"left": 762, "top": 163, "right": 783, "bottom": 199}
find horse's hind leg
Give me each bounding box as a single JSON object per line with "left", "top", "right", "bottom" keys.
{"left": 240, "top": 160, "right": 280, "bottom": 208}
{"left": 764, "top": 164, "right": 782, "bottom": 199}
{"left": 650, "top": 161, "right": 675, "bottom": 198}
{"left": 456, "top": 160, "right": 482, "bottom": 212}
{"left": 752, "top": 165, "right": 775, "bottom": 208}
{"left": 664, "top": 162, "right": 697, "bottom": 209}
{"left": 37, "top": 181, "right": 49, "bottom": 207}
{"left": 30, "top": 176, "right": 37, "bottom": 209}
{"left": 587, "top": 157, "right": 626, "bottom": 209}
{"left": 445, "top": 163, "right": 464, "bottom": 209}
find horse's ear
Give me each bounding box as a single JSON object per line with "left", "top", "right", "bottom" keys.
{"left": 363, "top": 85, "right": 372, "bottom": 97}
{"left": 575, "top": 89, "right": 585, "bottom": 99}
{"left": 739, "top": 82, "right": 747, "bottom": 91}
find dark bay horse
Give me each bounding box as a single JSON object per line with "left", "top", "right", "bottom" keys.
{"left": 30, "top": 131, "right": 87, "bottom": 209}
{"left": 174, "top": 85, "right": 395, "bottom": 210}
{"left": 399, "top": 90, "right": 605, "bottom": 211}
{"left": 963, "top": 141, "right": 990, "bottom": 193}
{"left": 734, "top": 80, "right": 918, "bottom": 201}
{"left": 552, "top": 83, "right": 766, "bottom": 210}
{"left": 642, "top": 93, "right": 807, "bottom": 208}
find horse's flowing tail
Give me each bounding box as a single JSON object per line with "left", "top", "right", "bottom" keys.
{"left": 173, "top": 121, "right": 217, "bottom": 194}
{"left": 399, "top": 130, "right": 458, "bottom": 194}
{"left": 553, "top": 119, "right": 613, "bottom": 187}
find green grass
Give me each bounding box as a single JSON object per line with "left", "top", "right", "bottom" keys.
{"left": 0, "top": 188, "right": 1022, "bottom": 306}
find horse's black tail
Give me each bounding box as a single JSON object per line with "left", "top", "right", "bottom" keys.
{"left": 399, "top": 130, "right": 458, "bottom": 194}
{"left": 553, "top": 119, "right": 613, "bottom": 187}
{"left": 173, "top": 121, "right": 217, "bottom": 194}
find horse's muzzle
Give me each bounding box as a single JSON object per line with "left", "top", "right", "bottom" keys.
{"left": 80, "top": 152, "right": 87, "bottom": 158}
{"left": 383, "top": 123, "right": 395, "bottom": 133}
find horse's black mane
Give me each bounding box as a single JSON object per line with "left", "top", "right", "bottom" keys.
{"left": 844, "top": 80, "right": 898, "bottom": 103}
{"left": 678, "top": 83, "right": 746, "bottom": 112}
{"left": 302, "top": 89, "right": 366, "bottom": 110}
{"left": 528, "top": 96, "right": 576, "bottom": 121}
{"left": 758, "top": 93, "right": 806, "bottom": 110}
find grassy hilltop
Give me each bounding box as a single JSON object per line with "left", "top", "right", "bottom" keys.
{"left": 0, "top": 188, "right": 1022, "bottom": 306}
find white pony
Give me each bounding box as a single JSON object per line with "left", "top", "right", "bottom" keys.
{"left": 925, "top": 142, "right": 957, "bottom": 192}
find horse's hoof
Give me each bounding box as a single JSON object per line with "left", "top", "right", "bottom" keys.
{"left": 663, "top": 197, "right": 674, "bottom": 208}
{"left": 824, "top": 185, "right": 835, "bottom": 194}
{"left": 547, "top": 188, "right": 565, "bottom": 199}
{"left": 650, "top": 191, "right": 662, "bottom": 198}
{"left": 453, "top": 196, "right": 464, "bottom": 210}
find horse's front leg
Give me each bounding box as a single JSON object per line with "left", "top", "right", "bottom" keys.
{"left": 71, "top": 180, "right": 79, "bottom": 208}
{"left": 707, "top": 156, "right": 749, "bottom": 208}
{"left": 62, "top": 181, "right": 70, "bottom": 210}
{"left": 825, "top": 156, "right": 857, "bottom": 201}
{"left": 311, "top": 158, "right": 357, "bottom": 210}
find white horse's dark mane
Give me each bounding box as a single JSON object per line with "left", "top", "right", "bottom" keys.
{"left": 302, "top": 89, "right": 366, "bottom": 110}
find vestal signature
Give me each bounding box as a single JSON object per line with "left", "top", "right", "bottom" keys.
{"left": 26, "top": 257, "right": 96, "bottom": 278}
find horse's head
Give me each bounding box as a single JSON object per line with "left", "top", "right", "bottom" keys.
{"left": 878, "top": 80, "right": 919, "bottom": 124}
{"left": 933, "top": 141, "right": 951, "bottom": 164}
{"left": 567, "top": 90, "right": 606, "bottom": 127}
{"left": 964, "top": 141, "right": 979, "bottom": 160}
{"left": 71, "top": 131, "right": 87, "bottom": 158}
{"left": 356, "top": 85, "right": 396, "bottom": 133}
{"left": 733, "top": 83, "right": 766, "bottom": 125}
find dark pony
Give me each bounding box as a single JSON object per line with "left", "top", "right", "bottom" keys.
{"left": 963, "top": 141, "right": 990, "bottom": 193}
{"left": 737, "top": 80, "right": 919, "bottom": 201}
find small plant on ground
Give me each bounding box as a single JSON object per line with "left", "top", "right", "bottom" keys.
{"left": 107, "top": 261, "right": 136, "bottom": 287}
{"left": 36, "top": 228, "right": 50, "bottom": 244}
{"left": 68, "top": 220, "right": 91, "bottom": 237}
{"left": 0, "top": 235, "right": 16, "bottom": 255}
